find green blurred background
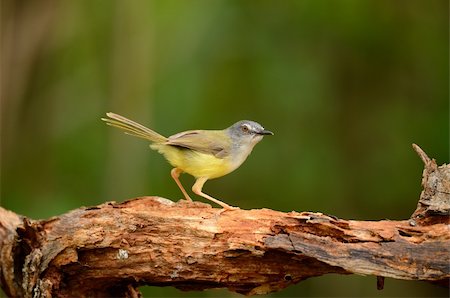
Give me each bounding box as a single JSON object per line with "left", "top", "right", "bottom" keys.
{"left": 1, "top": 0, "right": 448, "bottom": 297}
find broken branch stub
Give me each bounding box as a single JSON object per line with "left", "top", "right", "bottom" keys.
{"left": 411, "top": 144, "right": 450, "bottom": 225}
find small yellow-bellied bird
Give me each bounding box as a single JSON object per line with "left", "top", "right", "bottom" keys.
{"left": 102, "top": 113, "right": 273, "bottom": 209}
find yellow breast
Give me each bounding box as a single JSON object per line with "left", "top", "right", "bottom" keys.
{"left": 151, "top": 144, "right": 233, "bottom": 179}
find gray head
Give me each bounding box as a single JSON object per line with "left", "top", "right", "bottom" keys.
{"left": 224, "top": 120, "right": 273, "bottom": 166}
{"left": 227, "top": 120, "right": 273, "bottom": 144}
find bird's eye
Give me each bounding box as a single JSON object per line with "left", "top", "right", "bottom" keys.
{"left": 241, "top": 124, "right": 250, "bottom": 133}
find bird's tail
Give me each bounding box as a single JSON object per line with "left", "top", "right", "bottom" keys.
{"left": 102, "top": 112, "right": 167, "bottom": 143}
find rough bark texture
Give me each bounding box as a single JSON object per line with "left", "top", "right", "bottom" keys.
{"left": 1, "top": 145, "right": 449, "bottom": 297}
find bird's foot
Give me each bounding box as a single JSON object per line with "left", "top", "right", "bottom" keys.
{"left": 218, "top": 205, "right": 240, "bottom": 215}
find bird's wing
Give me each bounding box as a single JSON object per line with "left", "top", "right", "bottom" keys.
{"left": 165, "top": 130, "right": 231, "bottom": 158}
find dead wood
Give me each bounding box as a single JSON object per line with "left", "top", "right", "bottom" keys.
{"left": 0, "top": 145, "right": 449, "bottom": 297}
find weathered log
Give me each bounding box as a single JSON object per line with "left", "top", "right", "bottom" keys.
{"left": 0, "top": 145, "right": 448, "bottom": 297}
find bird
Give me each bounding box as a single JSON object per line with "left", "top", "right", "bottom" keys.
{"left": 102, "top": 112, "right": 273, "bottom": 209}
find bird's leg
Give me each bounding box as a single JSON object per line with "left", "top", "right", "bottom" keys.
{"left": 192, "top": 177, "right": 238, "bottom": 210}
{"left": 170, "top": 168, "right": 192, "bottom": 201}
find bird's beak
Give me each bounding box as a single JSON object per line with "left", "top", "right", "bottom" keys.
{"left": 257, "top": 129, "right": 274, "bottom": 136}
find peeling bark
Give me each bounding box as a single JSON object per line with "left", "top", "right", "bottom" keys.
{"left": 0, "top": 145, "right": 449, "bottom": 297}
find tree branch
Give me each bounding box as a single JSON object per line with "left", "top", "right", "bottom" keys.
{"left": 1, "top": 145, "right": 449, "bottom": 297}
